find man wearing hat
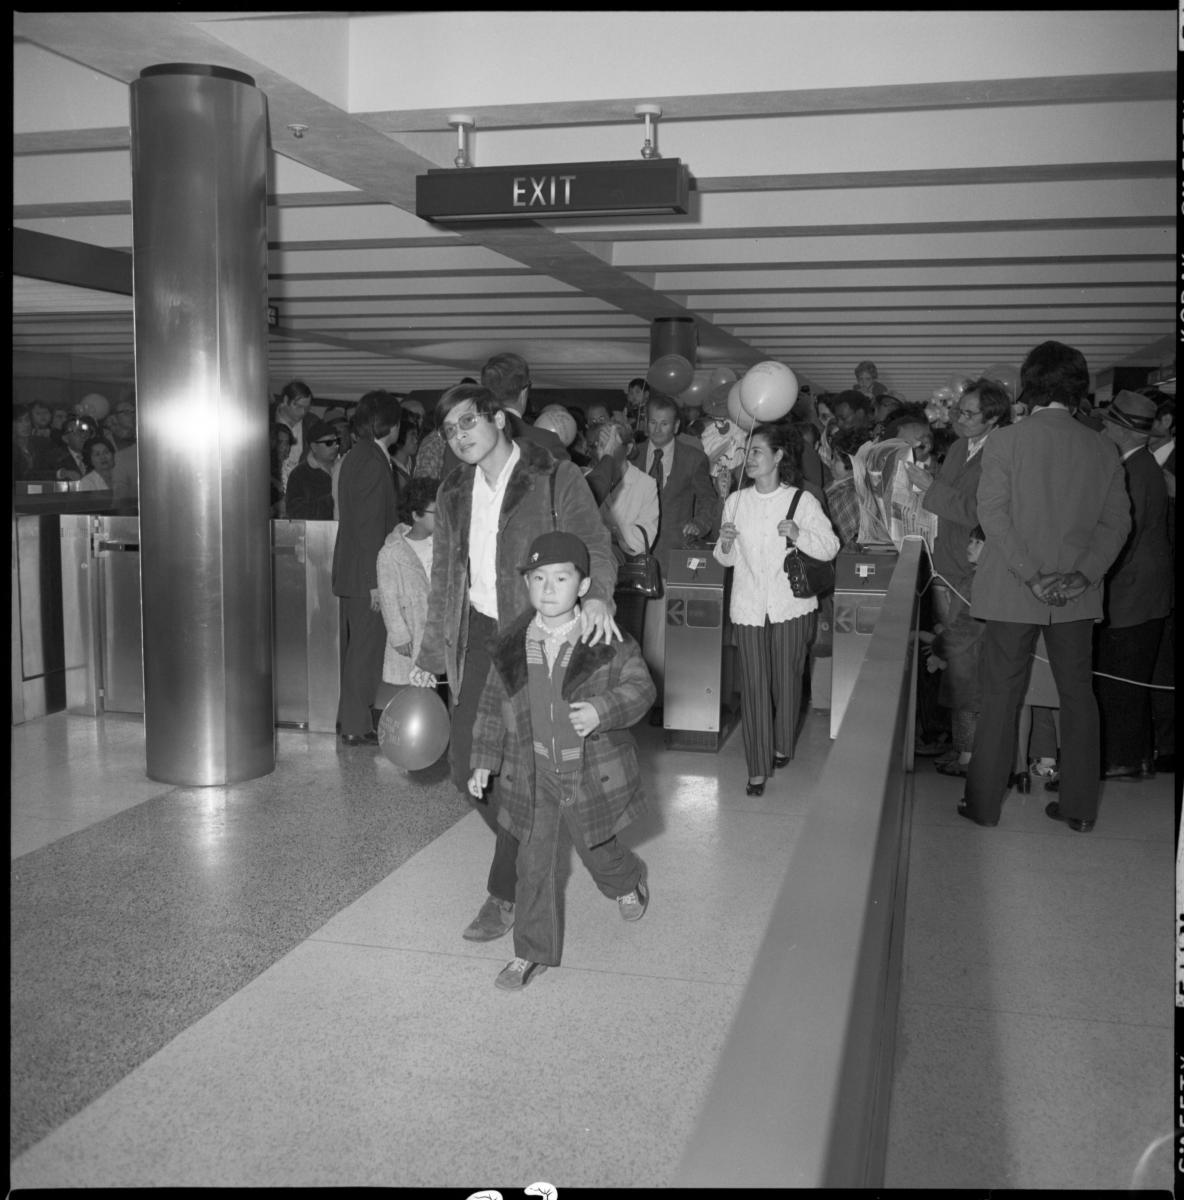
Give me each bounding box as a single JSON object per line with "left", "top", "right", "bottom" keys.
{"left": 1091, "top": 390, "right": 1173, "bottom": 779}
{"left": 960, "top": 341, "right": 1131, "bottom": 832}
{"left": 284, "top": 418, "right": 340, "bottom": 520}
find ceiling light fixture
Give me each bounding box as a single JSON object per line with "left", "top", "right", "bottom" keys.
{"left": 449, "top": 114, "right": 474, "bottom": 169}
{"left": 635, "top": 103, "right": 661, "bottom": 160}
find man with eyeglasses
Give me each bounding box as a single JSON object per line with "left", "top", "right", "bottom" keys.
{"left": 285, "top": 418, "right": 340, "bottom": 520}
{"left": 904, "top": 378, "right": 1012, "bottom": 777}
{"left": 410, "top": 382, "right": 620, "bottom": 943}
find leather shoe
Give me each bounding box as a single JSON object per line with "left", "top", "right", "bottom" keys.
{"left": 1044, "top": 777, "right": 1059, "bottom": 793}
{"left": 772, "top": 754, "right": 791, "bottom": 769}
{"left": 1154, "top": 753, "right": 1175, "bottom": 773}
{"left": 1044, "top": 800, "right": 1094, "bottom": 833}
{"left": 463, "top": 894, "right": 515, "bottom": 941}
{"left": 1102, "top": 761, "right": 1155, "bottom": 781}
{"left": 935, "top": 759, "right": 969, "bottom": 778}
{"left": 745, "top": 778, "right": 766, "bottom": 796}
{"left": 956, "top": 799, "right": 998, "bottom": 827}
{"left": 340, "top": 730, "right": 378, "bottom": 746}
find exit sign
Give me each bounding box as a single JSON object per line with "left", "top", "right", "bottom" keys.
{"left": 416, "top": 158, "right": 690, "bottom": 222}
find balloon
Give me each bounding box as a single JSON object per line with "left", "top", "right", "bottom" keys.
{"left": 726, "top": 380, "right": 756, "bottom": 431}
{"left": 930, "top": 386, "right": 956, "bottom": 403}
{"left": 78, "top": 393, "right": 110, "bottom": 421}
{"left": 676, "top": 370, "right": 714, "bottom": 409}
{"left": 708, "top": 365, "right": 737, "bottom": 391}
{"left": 646, "top": 353, "right": 694, "bottom": 396}
{"left": 981, "top": 363, "right": 1020, "bottom": 400}
{"left": 946, "top": 375, "right": 971, "bottom": 398}
{"left": 739, "top": 360, "right": 798, "bottom": 423}
{"left": 378, "top": 687, "right": 451, "bottom": 771}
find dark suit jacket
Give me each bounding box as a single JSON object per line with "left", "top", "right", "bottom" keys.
{"left": 630, "top": 436, "right": 721, "bottom": 561}
{"left": 331, "top": 439, "right": 399, "bottom": 597}
{"left": 1104, "top": 447, "right": 1172, "bottom": 628}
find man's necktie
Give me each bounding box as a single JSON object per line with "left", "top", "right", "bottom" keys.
{"left": 650, "top": 446, "right": 664, "bottom": 491}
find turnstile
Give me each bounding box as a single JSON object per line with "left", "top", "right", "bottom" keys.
{"left": 830, "top": 544, "right": 900, "bottom": 738}
{"left": 662, "top": 549, "right": 739, "bottom": 750}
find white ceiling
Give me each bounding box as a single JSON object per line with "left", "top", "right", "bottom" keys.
{"left": 12, "top": 10, "right": 1177, "bottom": 404}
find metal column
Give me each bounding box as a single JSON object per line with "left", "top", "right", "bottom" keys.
{"left": 130, "top": 63, "right": 273, "bottom": 785}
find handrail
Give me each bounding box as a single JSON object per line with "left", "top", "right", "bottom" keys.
{"left": 674, "top": 536, "right": 924, "bottom": 1188}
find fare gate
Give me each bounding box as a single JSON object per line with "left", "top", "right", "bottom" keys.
{"left": 662, "top": 550, "right": 740, "bottom": 750}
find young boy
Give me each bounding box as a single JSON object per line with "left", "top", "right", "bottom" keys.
{"left": 467, "top": 531, "right": 657, "bottom": 991}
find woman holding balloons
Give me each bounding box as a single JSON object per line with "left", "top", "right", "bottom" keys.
{"left": 713, "top": 417, "right": 839, "bottom": 796}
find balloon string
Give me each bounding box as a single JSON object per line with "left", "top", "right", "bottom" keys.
{"left": 726, "top": 422, "right": 756, "bottom": 499}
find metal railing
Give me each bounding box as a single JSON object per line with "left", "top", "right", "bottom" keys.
{"left": 674, "top": 536, "right": 924, "bottom": 1187}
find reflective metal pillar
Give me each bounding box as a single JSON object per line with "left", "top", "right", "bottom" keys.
{"left": 130, "top": 63, "right": 274, "bottom": 784}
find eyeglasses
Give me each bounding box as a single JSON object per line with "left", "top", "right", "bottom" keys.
{"left": 441, "top": 410, "right": 488, "bottom": 441}
{"left": 954, "top": 405, "right": 982, "bottom": 418}
{"left": 314, "top": 438, "right": 341, "bottom": 447}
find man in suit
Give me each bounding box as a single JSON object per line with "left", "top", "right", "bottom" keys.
{"left": 1092, "top": 391, "right": 1173, "bottom": 779}
{"left": 331, "top": 390, "right": 402, "bottom": 745}
{"left": 630, "top": 391, "right": 722, "bottom": 715}
{"left": 480, "top": 352, "right": 569, "bottom": 463}
{"left": 960, "top": 341, "right": 1131, "bottom": 832}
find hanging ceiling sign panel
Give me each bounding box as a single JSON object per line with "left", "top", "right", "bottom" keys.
{"left": 416, "top": 158, "right": 690, "bottom": 222}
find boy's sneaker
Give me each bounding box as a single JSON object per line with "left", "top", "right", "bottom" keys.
{"left": 617, "top": 879, "right": 649, "bottom": 922}
{"left": 494, "top": 957, "right": 548, "bottom": 991}
{"left": 462, "top": 894, "right": 514, "bottom": 941}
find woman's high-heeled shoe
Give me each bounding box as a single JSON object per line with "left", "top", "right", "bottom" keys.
{"left": 772, "top": 753, "right": 790, "bottom": 769}
{"left": 746, "top": 778, "right": 766, "bottom": 796}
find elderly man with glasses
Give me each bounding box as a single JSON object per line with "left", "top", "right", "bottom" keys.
{"left": 410, "top": 382, "right": 619, "bottom": 944}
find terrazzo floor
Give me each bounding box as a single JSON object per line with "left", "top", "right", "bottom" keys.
{"left": 9, "top": 708, "right": 1175, "bottom": 1189}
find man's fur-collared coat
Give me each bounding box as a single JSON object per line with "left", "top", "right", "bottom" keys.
{"left": 470, "top": 610, "right": 656, "bottom": 848}
{"left": 416, "top": 438, "right": 617, "bottom": 699}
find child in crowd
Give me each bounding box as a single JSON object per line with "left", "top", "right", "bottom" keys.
{"left": 467, "top": 531, "right": 656, "bottom": 992}
{"left": 376, "top": 476, "right": 439, "bottom": 698}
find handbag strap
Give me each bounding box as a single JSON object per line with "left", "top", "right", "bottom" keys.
{"left": 785, "top": 487, "right": 804, "bottom": 547}
{"left": 633, "top": 525, "right": 652, "bottom": 556}
{"left": 549, "top": 469, "right": 558, "bottom": 531}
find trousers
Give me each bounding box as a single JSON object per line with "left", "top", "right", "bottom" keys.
{"left": 512, "top": 767, "right": 645, "bottom": 967}
{"left": 1095, "top": 618, "right": 1165, "bottom": 768}
{"left": 734, "top": 613, "right": 815, "bottom": 777}
{"left": 337, "top": 595, "right": 386, "bottom": 736}
{"left": 966, "top": 619, "right": 1099, "bottom": 824}
{"left": 449, "top": 608, "right": 519, "bottom": 905}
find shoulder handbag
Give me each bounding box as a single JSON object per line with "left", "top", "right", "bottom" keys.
{"left": 616, "top": 525, "right": 663, "bottom": 599}
{"left": 782, "top": 489, "right": 835, "bottom": 599}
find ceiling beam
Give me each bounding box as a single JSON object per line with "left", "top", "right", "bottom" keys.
{"left": 13, "top": 10, "right": 762, "bottom": 372}
{"left": 12, "top": 228, "right": 132, "bottom": 295}
{"left": 359, "top": 72, "right": 1177, "bottom": 132}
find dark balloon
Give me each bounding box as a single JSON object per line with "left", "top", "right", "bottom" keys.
{"left": 378, "top": 687, "right": 451, "bottom": 770}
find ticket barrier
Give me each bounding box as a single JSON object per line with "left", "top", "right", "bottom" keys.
{"left": 662, "top": 548, "right": 740, "bottom": 751}
{"left": 830, "top": 544, "right": 901, "bottom": 739}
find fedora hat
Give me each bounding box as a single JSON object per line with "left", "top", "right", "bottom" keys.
{"left": 1102, "top": 390, "right": 1156, "bottom": 433}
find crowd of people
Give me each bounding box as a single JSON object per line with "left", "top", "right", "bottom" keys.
{"left": 14, "top": 343, "right": 1174, "bottom": 989}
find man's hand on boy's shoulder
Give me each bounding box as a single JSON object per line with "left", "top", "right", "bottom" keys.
{"left": 568, "top": 701, "right": 601, "bottom": 737}
{"left": 578, "top": 598, "right": 622, "bottom": 646}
